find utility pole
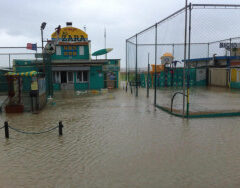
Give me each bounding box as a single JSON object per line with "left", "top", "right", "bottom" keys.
{"left": 41, "top": 29, "right": 44, "bottom": 52}
{"left": 40, "top": 22, "right": 46, "bottom": 52}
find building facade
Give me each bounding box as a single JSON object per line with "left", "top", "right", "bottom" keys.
{"left": 4, "top": 23, "right": 120, "bottom": 112}
{"left": 14, "top": 23, "right": 120, "bottom": 94}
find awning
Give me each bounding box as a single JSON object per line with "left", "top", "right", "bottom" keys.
{"left": 92, "top": 48, "right": 113, "bottom": 56}
{"left": 5, "top": 71, "right": 39, "bottom": 77}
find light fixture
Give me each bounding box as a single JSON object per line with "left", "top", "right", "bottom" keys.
{"left": 41, "top": 22, "right": 46, "bottom": 30}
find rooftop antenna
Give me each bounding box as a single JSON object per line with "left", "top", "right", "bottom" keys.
{"left": 104, "top": 27, "right": 107, "bottom": 59}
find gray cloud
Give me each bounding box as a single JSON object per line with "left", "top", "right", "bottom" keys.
{"left": 0, "top": 0, "right": 240, "bottom": 67}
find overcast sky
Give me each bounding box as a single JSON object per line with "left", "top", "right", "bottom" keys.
{"left": 0, "top": 0, "right": 240, "bottom": 68}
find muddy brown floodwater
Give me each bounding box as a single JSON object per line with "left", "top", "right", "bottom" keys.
{"left": 0, "top": 89, "right": 240, "bottom": 188}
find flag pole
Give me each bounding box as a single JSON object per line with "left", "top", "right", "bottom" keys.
{"left": 104, "top": 27, "right": 107, "bottom": 59}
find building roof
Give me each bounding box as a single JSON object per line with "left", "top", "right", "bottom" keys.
{"left": 13, "top": 59, "right": 120, "bottom": 67}
{"left": 183, "top": 56, "right": 240, "bottom": 63}
{"left": 51, "top": 59, "right": 120, "bottom": 64}
{"left": 52, "top": 59, "right": 107, "bottom": 64}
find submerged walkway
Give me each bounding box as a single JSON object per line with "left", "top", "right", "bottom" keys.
{"left": 0, "top": 89, "right": 239, "bottom": 187}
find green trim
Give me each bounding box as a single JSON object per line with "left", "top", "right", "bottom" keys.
{"left": 156, "top": 104, "right": 240, "bottom": 118}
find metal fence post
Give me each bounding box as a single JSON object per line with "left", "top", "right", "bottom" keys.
{"left": 58, "top": 121, "right": 63, "bottom": 136}
{"left": 125, "top": 40, "right": 128, "bottom": 92}
{"left": 186, "top": 3, "right": 192, "bottom": 117}
{"left": 229, "top": 38, "right": 232, "bottom": 57}
{"left": 4, "top": 121, "right": 9, "bottom": 139}
{"left": 147, "top": 53, "right": 150, "bottom": 98}
{"left": 154, "top": 24, "right": 158, "bottom": 106}
{"left": 8, "top": 54, "right": 11, "bottom": 68}
{"left": 135, "top": 34, "right": 138, "bottom": 97}
{"left": 207, "top": 43, "right": 210, "bottom": 58}
{"left": 182, "top": 0, "right": 188, "bottom": 117}
{"left": 172, "top": 44, "right": 175, "bottom": 57}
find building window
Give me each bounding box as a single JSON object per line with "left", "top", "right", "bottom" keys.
{"left": 56, "top": 46, "right": 61, "bottom": 55}
{"left": 53, "top": 72, "right": 61, "bottom": 83}
{"left": 67, "top": 72, "right": 73, "bottom": 83}
{"left": 76, "top": 71, "right": 88, "bottom": 82}
{"left": 79, "top": 46, "right": 84, "bottom": 55}
{"left": 83, "top": 71, "right": 88, "bottom": 81}
{"left": 77, "top": 72, "right": 82, "bottom": 82}
{"left": 63, "top": 45, "right": 77, "bottom": 56}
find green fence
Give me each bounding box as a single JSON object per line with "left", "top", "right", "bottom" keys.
{"left": 138, "top": 68, "right": 206, "bottom": 88}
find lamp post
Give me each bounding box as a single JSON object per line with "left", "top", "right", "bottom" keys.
{"left": 40, "top": 22, "right": 46, "bottom": 52}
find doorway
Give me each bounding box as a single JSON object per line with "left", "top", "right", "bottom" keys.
{"left": 61, "top": 71, "right": 67, "bottom": 83}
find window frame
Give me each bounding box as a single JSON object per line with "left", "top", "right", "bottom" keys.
{"left": 53, "top": 71, "right": 61, "bottom": 83}
{"left": 79, "top": 46, "right": 84, "bottom": 56}
{"left": 56, "top": 46, "right": 61, "bottom": 56}
{"left": 76, "top": 71, "right": 88, "bottom": 83}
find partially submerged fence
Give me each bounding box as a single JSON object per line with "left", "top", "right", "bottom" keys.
{"left": 0, "top": 121, "right": 63, "bottom": 138}
{"left": 126, "top": 3, "right": 240, "bottom": 118}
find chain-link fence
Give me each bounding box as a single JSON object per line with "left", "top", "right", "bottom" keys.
{"left": 126, "top": 3, "right": 240, "bottom": 118}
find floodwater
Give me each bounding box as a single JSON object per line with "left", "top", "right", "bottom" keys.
{"left": 0, "top": 88, "right": 240, "bottom": 187}
{"left": 155, "top": 86, "right": 240, "bottom": 113}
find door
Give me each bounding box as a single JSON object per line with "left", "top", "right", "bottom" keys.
{"left": 61, "top": 71, "right": 67, "bottom": 83}
{"left": 67, "top": 72, "right": 73, "bottom": 83}
{"left": 66, "top": 72, "right": 74, "bottom": 89}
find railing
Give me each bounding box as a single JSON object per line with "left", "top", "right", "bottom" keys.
{"left": 0, "top": 121, "right": 64, "bottom": 139}
{"left": 171, "top": 92, "right": 187, "bottom": 112}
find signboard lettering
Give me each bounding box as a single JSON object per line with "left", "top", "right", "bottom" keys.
{"left": 219, "top": 42, "right": 240, "bottom": 50}
{"left": 51, "top": 27, "right": 88, "bottom": 42}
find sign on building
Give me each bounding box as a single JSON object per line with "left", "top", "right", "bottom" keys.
{"left": 196, "top": 68, "right": 206, "bottom": 81}
{"left": 219, "top": 42, "right": 240, "bottom": 50}
{"left": 51, "top": 27, "right": 88, "bottom": 43}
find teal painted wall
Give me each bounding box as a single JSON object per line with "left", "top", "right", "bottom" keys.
{"left": 13, "top": 59, "right": 120, "bottom": 92}
{"left": 53, "top": 83, "right": 61, "bottom": 91}
{"left": 104, "top": 59, "right": 120, "bottom": 88}
{"left": 112, "top": 70, "right": 119, "bottom": 88}
{"left": 51, "top": 45, "right": 89, "bottom": 60}
{"left": 0, "top": 70, "right": 8, "bottom": 92}
{"left": 90, "top": 66, "right": 104, "bottom": 90}
{"left": 14, "top": 60, "right": 37, "bottom": 67}
{"left": 230, "top": 82, "right": 240, "bottom": 89}
{"left": 74, "top": 83, "right": 89, "bottom": 90}
{"left": 14, "top": 60, "right": 38, "bottom": 92}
